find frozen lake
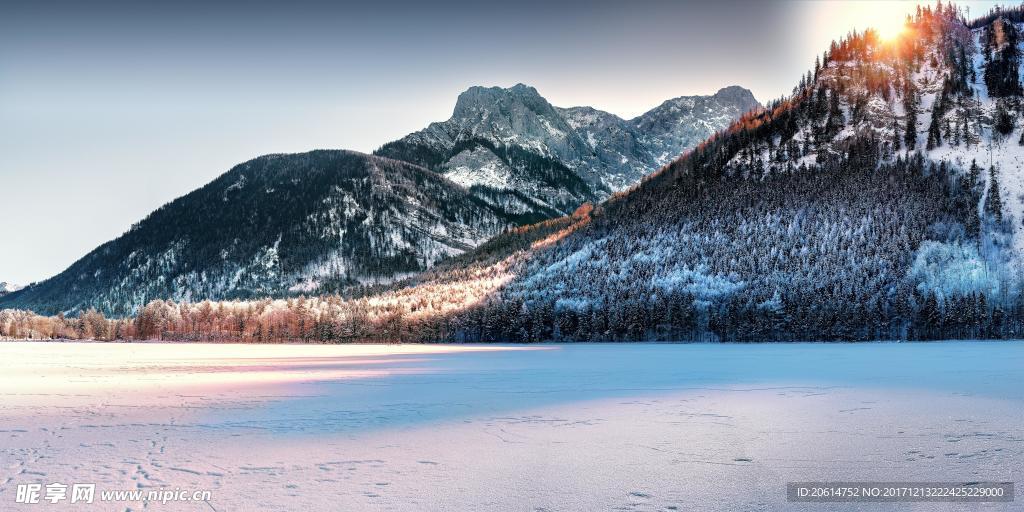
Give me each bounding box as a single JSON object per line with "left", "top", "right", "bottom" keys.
{"left": 0, "top": 341, "right": 1021, "bottom": 511}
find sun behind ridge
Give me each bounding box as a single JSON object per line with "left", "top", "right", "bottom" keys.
{"left": 875, "top": 15, "right": 908, "bottom": 42}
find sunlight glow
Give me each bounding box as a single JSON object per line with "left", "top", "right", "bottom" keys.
{"left": 874, "top": 18, "right": 907, "bottom": 42}
{"left": 802, "top": 1, "right": 920, "bottom": 53}
{"left": 0, "top": 342, "right": 553, "bottom": 403}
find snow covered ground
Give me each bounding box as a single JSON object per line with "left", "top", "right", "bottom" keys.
{"left": 0, "top": 341, "right": 1021, "bottom": 511}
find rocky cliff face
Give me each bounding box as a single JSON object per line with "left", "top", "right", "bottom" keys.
{"left": 632, "top": 85, "right": 762, "bottom": 166}
{"left": 376, "top": 83, "right": 760, "bottom": 216}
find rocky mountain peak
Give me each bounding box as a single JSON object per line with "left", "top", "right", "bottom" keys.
{"left": 631, "top": 86, "right": 761, "bottom": 166}
{"left": 452, "top": 83, "right": 555, "bottom": 121}
{"left": 712, "top": 85, "right": 760, "bottom": 112}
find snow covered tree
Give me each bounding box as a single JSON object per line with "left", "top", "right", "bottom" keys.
{"left": 903, "top": 81, "right": 918, "bottom": 149}
{"left": 985, "top": 165, "right": 1003, "bottom": 222}
{"left": 994, "top": 100, "right": 1015, "bottom": 135}
{"left": 983, "top": 17, "right": 1023, "bottom": 97}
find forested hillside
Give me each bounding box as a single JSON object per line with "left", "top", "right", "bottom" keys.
{"left": 1, "top": 151, "right": 513, "bottom": 315}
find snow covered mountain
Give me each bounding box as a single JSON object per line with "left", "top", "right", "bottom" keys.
{"left": 0, "top": 282, "right": 20, "bottom": 296}
{"left": 322, "top": 3, "right": 1024, "bottom": 343}
{"left": 633, "top": 85, "right": 762, "bottom": 167}
{"left": 0, "top": 151, "right": 513, "bottom": 315}
{"left": 375, "top": 83, "right": 759, "bottom": 215}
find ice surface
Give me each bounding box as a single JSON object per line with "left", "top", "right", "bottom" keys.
{"left": 0, "top": 341, "right": 1020, "bottom": 511}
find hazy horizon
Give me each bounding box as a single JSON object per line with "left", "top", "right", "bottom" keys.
{"left": 0, "top": 0, "right": 1009, "bottom": 284}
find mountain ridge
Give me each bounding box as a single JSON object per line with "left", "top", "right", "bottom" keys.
{"left": 375, "top": 83, "right": 760, "bottom": 213}
{"left": 2, "top": 84, "right": 756, "bottom": 315}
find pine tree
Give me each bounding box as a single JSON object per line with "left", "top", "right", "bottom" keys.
{"left": 968, "top": 159, "right": 981, "bottom": 190}
{"left": 903, "top": 81, "right": 918, "bottom": 149}
{"left": 927, "top": 111, "right": 943, "bottom": 148}
{"left": 892, "top": 117, "right": 902, "bottom": 152}
{"left": 922, "top": 292, "right": 942, "bottom": 340}
{"left": 995, "top": 100, "right": 1015, "bottom": 135}
{"left": 986, "top": 165, "right": 1004, "bottom": 222}
{"left": 984, "top": 17, "right": 1024, "bottom": 97}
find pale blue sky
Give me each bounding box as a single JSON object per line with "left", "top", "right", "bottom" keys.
{"left": 0, "top": 0, "right": 1007, "bottom": 284}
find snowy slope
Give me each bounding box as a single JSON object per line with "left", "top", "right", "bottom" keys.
{"left": 718, "top": 8, "right": 1024, "bottom": 272}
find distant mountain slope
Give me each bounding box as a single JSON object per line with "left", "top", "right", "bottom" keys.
{"left": 1, "top": 151, "right": 511, "bottom": 315}
{"left": 631, "top": 85, "right": 761, "bottom": 166}
{"left": 0, "top": 282, "right": 20, "bottom": 297}
{"left": 375, "top": 83, "right": 759, "bottom": 216}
